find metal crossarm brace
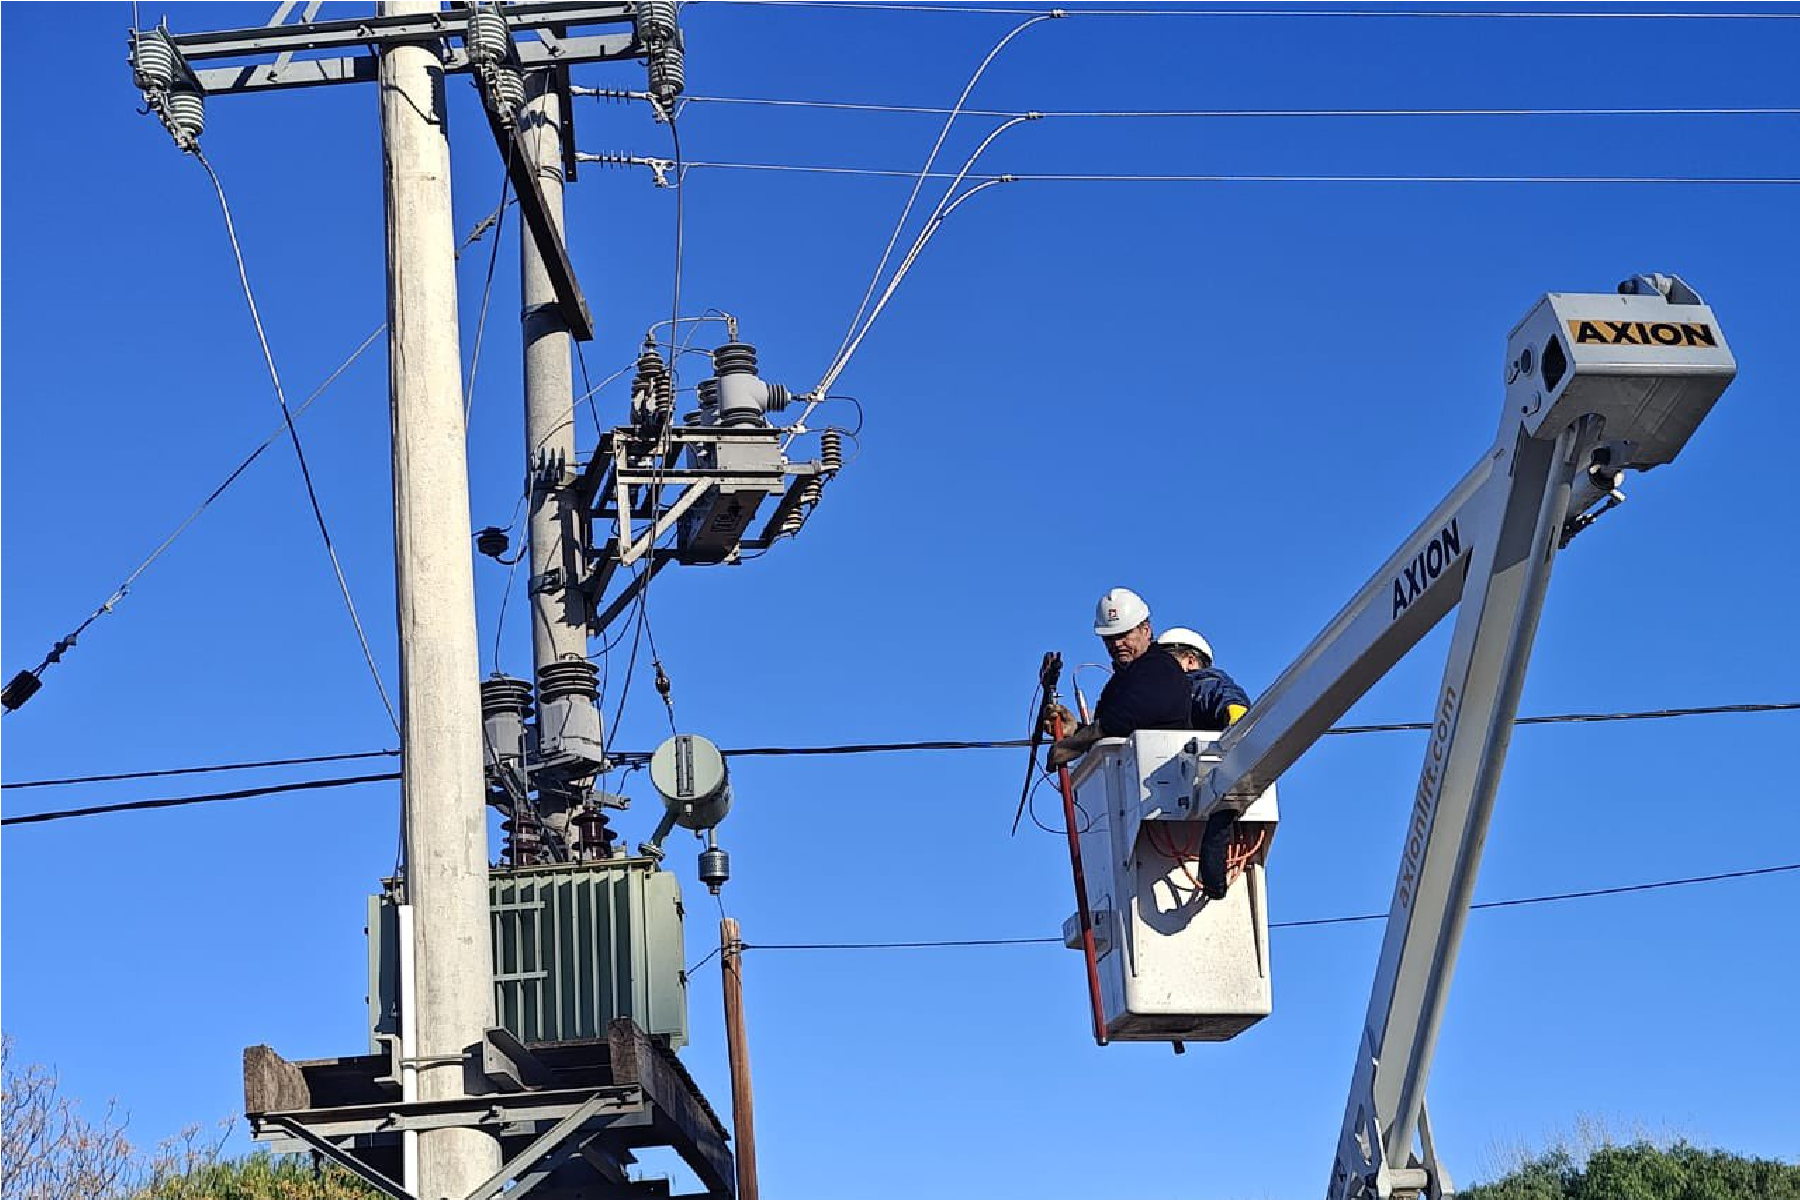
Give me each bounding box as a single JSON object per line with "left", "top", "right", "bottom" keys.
{"left": 461, "top": 1091, "right": 623, "bottom": 1200}
{"left": 149, "top": 2, "right": 640, "bottom": 96}
{"left": 587, "top": 549, "right": 675, "bottom": 633}
{"left": 265, "top": 1115, "right": 416, "bottom": 1200}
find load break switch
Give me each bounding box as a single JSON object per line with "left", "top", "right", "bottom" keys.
{"left": 1063, "top": 729, "right": 1278, "bottom": 1042}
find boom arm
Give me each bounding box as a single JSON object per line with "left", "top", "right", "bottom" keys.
{"left": 1174, "top": 275, "right": 1736, "bottom": 1199}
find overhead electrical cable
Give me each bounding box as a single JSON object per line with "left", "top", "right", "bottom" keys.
{"left": 679, "top": 161, "right": 1800, "bottom": 185}
{"left": 804, "top": 10, "right": 1060, "bottom": 425}
{"left": 683, "top": 96, "right": 1800, "bottom": 120}
{"left": 1, "top": 772, "right": 403, "bottom": 828}
{"left": 7, "top": 701, "right": 1792, "bottom": 792}
{"left": 694, "top": 2, "right": 1800, "bottom": 19}
{"left": 193, "top": 150, "right": 400, "bottom": 732}
{"left": 0, "top": 325, "right": 384, "bottom": 716}
{"left": 2, "top": 749, "right": 400, "bottom": 790}
{"left": 0, "top": 198, "right": 515, "bottom": 719}
{"left": 738, "top": 864, "right": 1800, "bottom": 951}
{"left": 463, "top": 167, "right": 514, "bottom": 422}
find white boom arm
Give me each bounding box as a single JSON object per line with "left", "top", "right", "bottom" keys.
{"left": 1179, "top": 275, "right": 1736, "bottom": 1199}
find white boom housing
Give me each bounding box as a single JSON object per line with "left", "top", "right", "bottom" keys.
{"left": 1058, "top": 275, "right": 1734, "bottom": 1200}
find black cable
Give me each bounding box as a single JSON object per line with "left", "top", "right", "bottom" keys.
{"left": 12, "top": 701, "right": 1794, "bottom": 787}
{"left": 738, "top": 863, "right": 1800, "bottom": 951}
{"left": 2, "top": 750, "right": 400, "bottom": 791}
{"left": 1, "top": 772, "right": 402, "bottom": 828}
{"left": 1323, "top": 701, "right": 1800, "bottom": 735}
{"left": 195, "top": 149, "right": 400, "bottom": 731}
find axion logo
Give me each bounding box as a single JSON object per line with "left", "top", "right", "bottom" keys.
{"left": 1566, "top": 319, "right": 1716, "bottom": 348}
{"left": 1391, "top": 520, "right": 1464, "bottom": 619}
{"left": 1397, "top": 685, "right": 1458, "bottom": 910}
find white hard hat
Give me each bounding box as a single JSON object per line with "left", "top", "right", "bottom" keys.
{"left": 1156, "top": 626, "right": 1214, "bottom": 663}
{"left": 1093, "top": 587, "right": 1151, "bottom": 637}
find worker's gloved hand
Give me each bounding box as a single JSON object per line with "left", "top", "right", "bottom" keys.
{"left": 1040, "top": 703, "right": 1077, "bottom": 739}
{"left": 1046, "top": 722, "right": 1101, "bottom": 770}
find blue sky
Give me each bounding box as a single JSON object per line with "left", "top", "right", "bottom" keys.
{"left": 3, "top": 3, "right": 1798, "bottom": 1197}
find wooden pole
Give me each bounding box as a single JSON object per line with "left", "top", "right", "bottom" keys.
{"left": 720, "top": 918, "right": 760, "bottom": 1200}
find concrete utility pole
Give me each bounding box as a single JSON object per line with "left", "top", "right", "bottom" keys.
{"left": 380, "top": 3, "right": 500, "bottom": 1195}
{"left": 519, "top": 70, "right": 591, "bottom": 847}
{"left": 520, "top": 71, "right": 587, "bottom": 674}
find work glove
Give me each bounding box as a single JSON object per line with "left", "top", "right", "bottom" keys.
{"left": 1046, "top": 722, "right": 1101, "bottom": 770}
{"left": 1039, "top": 703, "right": 1077, "bottom": 740}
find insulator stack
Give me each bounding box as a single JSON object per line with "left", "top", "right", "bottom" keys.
{"left": 502, "top": 812, "right": 547, "bottom": 866}
{"left": 466, "top": 7, "right": 525, "bottom": 126}
{"left": 648, "top": 50, "right": 685, "bottom": 105}
{"left": 820, "top": 430, "right": 844, "bottom": 475}
{"left": 131, "top": 34, "right": 179, "bottom": 91}
{"left": 712, "top": 341, "right": 757, "bottom": 377}
{"left": 537, "top": 659, "right": 599, "bottom": 705}
{"left": 779, "top": 478, "right": 826, "bottom": 538}
{"left": 480, "top": 675, "right": 535, "bottom": 719}
{"left": 638, "top": 0, "right": 678, "bottom": 42}
{"left": 486, "top": 68, "right": 527, "bottom": 124}
{"left": 637, "top": 0, "right": 685, "bottom": 107}
{"left": 631, "top": 340, "right": 672, "bottom": 432}
{"left": 466, "top": 7, "right": 512, "bottom": 62}
{"left": 133, "top": 31, "right": 206, "bottom": 151}
{"left": 163, "top": 91, "right": 206, "bottom": 145}
{"left": 572, "top": 805, "right": 617, "bottom": 859}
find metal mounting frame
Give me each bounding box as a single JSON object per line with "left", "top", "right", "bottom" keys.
{"left": 246, "top": 1021, "right": 734, "bottom": 1200}
{"left": 574, "top": 427, "right": 827, "bottom": 633}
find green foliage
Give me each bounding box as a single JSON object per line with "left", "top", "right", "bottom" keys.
{"left": 1463, "top": 1140, "right": 1800, "bottom": 1200}
{"left": 133, "top": 1151, "right": 384, "bottom": 1200}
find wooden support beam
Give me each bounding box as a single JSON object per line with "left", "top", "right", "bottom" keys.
{"left": 243, "top": 1044, "right": 311, "bottom": 1114}
{"left": 608, "top": 1020, "right": 736, "bottom": 1197}
{"left": 489, "top": 111, "right": 595, "bottom": 342}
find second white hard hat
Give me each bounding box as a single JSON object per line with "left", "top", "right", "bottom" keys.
{"left": 1156, "top": 626, "right": 1214, "bottom": 664}
{"left": 1093, "top": 587, "right": 1151, "bottom": 637}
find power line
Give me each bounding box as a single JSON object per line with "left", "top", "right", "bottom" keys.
{"left": 196, "top": 149, "right": 400, "bottom": 732}
{"left": 739, "top": 863, "right": 1800, "bottom": 951}
{"left": 2, "top": 749, "right": 400, "bottom": 790}
{"left": 1327, "top": 701, "right": 1800, "bottom": 735}
{"left": 678, "top": 160, "right": 1800, "bottom": 186}
{"left": 6, "top": 701, "right": 1793, "bottom": 794}
{"left": 684, "top": 96, "right": 1800, "bottom": 120}
{"left": 810, "top": 11, "right": 1058, "bottom": 407}
{"left": 0, "top": 326, "right": 385, "bottom": 716}
{"left": 695, "top": 2, "right": 1800, "bottom": 18}
{"left": 1, "top": 772, "right": 402, "bottom": 828}
{"left": 2, "top": 203, "right": 510, "bottom": 719}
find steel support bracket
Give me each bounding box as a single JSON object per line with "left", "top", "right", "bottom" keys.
{"left": 265, "top": 1114, "right": 416, "bottom": 1200}
{"left": 481, "top": 1026, "right": 553, "bottom": 1093}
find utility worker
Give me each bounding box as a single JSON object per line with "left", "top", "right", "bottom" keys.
{"left": 1045, "top": 587, "right": 1189, "bottom": 769}
{"left": 1155, "top": 627, "right": 1251, "bottom": 731}
{"left": 1156, "top": 626, "right": 1252, "bottom": 900}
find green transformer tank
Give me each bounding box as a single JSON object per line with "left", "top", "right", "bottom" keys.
{"left": 369, "top": 857, "right": 688, "bottom": 1052}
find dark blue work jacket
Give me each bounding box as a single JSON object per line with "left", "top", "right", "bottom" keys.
{"left": 1094, "top": 646, "right": 1192, "bottom": 737}
{"left": 1186, "top": 667, "right": 1251, "bottom": 731}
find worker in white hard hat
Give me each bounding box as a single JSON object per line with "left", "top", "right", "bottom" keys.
{"left": 1155, "top": 627, "right": 1251, "bottom": 732}
{"left": 1044, "top": 587, "right": 1190, "bottom": 769}
{"left": 1156, "top": 626, "right": 1254, "bottom": 901}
